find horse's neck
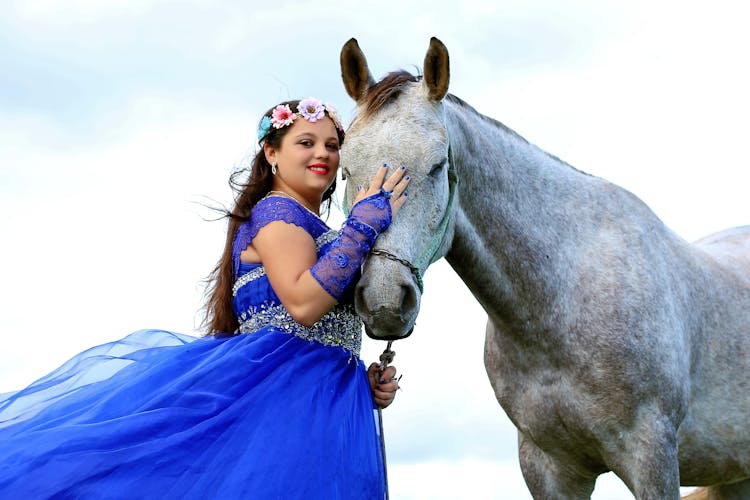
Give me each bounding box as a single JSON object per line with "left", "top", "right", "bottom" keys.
{"left": 443, "top": 99, "right": 644, "bottom": 330}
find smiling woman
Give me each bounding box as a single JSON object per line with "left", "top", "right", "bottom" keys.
{"left": 263, "top": 101, "right": 342, "bottom": 216}
{"left": 0, "top": 97, "right": 410, "bottom": 499}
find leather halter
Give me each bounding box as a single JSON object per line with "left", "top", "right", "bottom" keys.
{"left": 344, "top": 144, "right": 458, "bottom": 294}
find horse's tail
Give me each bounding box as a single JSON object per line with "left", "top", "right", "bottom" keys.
{"left": 682, "top": 480, "right": 750, "bottom": 499}
{"left": 681, "top": 488, "right": 707, "bottom": 500}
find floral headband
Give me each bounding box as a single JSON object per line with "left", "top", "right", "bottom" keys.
{"left": 257, "top": 97, "right": 345, "bottom": 142}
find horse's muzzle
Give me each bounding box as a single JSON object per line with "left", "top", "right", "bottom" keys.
{"left": 364, "top": 324, "right": 414, "bottom": 340}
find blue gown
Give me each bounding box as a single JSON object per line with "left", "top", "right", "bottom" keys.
{"left": 0, "top": 196, "right": 386, "bottom": 499}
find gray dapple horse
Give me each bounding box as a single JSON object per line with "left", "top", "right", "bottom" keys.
{"left": 339, "top": 38, "right": 750, "bottom": 499}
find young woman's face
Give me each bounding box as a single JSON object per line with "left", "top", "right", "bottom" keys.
{"left": 266, "top": 116, "right": 340, "bottom": 207}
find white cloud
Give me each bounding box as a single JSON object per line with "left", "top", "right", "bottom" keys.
{"left": 0, "top": 95, "right": 252, "bottom": 390}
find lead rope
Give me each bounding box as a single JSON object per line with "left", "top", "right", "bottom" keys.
{"left": 377, "top": 341, "right": 395, "bottom": 500}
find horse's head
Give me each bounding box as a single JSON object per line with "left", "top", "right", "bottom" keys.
{"left": 340, "top": 37, "right": 456, "bottom": 340}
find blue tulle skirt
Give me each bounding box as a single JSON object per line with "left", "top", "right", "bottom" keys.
{"left": 0, "top": 329, "right": 385, "bottom": 499}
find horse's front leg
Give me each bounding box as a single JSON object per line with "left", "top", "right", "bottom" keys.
{"left": 606, "top": 408, "right": 681, "bottom": 499}
{"left": 518, "top": 431, "right": 596, "bottom": 500}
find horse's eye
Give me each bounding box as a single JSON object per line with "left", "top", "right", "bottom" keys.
{"left": 428, "top": 158, "right": 447, "bottom": 177}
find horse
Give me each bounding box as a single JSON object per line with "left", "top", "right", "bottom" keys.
{"left": 339, "top": 37, "right": 750, "bottom": 499}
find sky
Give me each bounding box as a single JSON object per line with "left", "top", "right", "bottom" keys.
{"left": 1, "top": 1, "right": 748, "bottom": 498}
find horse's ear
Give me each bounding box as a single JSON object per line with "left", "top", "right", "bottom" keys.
{"left": 423, "top": 37, "right": 450, "bottom": 102}
{"left": 340, "top": 38, "right": 375, "bottom": 102}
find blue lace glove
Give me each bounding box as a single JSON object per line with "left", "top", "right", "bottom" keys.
{"left": 310, "top": 191, "right": 392, "bottom": 300}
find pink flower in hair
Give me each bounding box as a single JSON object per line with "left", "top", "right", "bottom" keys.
{"left": 298, "top": 97, "right": 325, "bottom": 122}
{"left": 271, "top": 104, "right": 296, "bottom": 129}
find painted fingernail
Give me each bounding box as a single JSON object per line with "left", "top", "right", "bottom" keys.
{"left": 400, "top": 165, "right": 405, "bottom": 170}
{"left": 382, "top": 163, "right": 388, "bottom": 168}
{"left": 379, "top": 378, "right": 385, "bottom": 384}
{"left": 405, "top": 176, "right": 410, "bottom": 180}
{"left": 357, "top": 185, "right": 362, "bottom": 191}
{"left": 404, "top": 191, "right": 408, "bottom": 197}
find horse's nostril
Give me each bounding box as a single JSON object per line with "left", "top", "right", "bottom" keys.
{"left": 354, "top": 283, "right": 367, "bottom": 311}
{"left": 400, "top": 284, "right": 417, "bottom": 317}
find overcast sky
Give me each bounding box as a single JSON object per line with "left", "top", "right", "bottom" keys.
{"left": 1, "top": 1, "right": 748, "bottom": 498}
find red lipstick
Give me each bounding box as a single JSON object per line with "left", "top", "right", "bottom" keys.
{"left": 308, "top": 163, "right": 329, "bottom": 175}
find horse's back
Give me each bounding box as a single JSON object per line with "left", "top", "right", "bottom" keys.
{"left": 689, "top": 225, "right": 750, "bottom": 301}
{"left": 694, "top": 225, "right": 750, "bottom": 271}
{"left": 695, "top": 225, "right": 750, "bottom": 245}
{"left": 678, "top": 225, "right": 750, "bottom": 484}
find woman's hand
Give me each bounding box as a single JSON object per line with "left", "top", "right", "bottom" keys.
{"left": 367, "top": 362, "right": 399, "bottom": 409}
{"left": 353, "top": 164, "right": 410, "bottom": 216}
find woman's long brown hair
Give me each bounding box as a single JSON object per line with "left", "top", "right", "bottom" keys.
{"left": 201, "top": 100, "right": 344, "bottom": 335}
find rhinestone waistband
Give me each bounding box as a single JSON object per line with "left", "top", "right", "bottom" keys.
{"left": 237, "top": 301, "right": 362, "bottom": 356}
{"left": 232, "top": 266, "right": 266, "bottom": 296}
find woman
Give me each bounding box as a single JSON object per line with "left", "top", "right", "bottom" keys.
{"left": 0, "top": 98, "right": 409, "bottom": 499}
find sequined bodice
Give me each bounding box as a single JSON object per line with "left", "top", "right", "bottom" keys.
{"left": 231, "top": 196, "right": 363, "bottom": 356}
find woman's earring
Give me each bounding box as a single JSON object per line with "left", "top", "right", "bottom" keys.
{"left": 271, "top": 162, "right": 277, "bottom": 175}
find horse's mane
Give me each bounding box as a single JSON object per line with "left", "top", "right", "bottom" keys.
{"left": 445, "top": 92, "right": 584, "bottom": 174}
{"left": 362, "top": 70, "right": 421, "bottom": 120}
{"left": 362, "top": 70, "right": 583, "bottom": 174}
{"left": 362, "top": 70, "right": 523, "bottom": 141}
